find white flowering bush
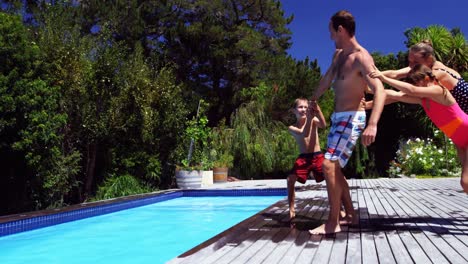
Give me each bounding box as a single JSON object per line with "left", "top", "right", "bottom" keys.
{"left": 388, "top": 131, "right": 460, "bottom": 177}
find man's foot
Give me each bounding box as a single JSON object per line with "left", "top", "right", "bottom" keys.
{"left": 289, "top": 210, "right": 296, "bottom": 221}
{"left": 288, "top": 211, "right": 296, "bottom": 228}
{"left": 309, "top": 222, "right": 341, "bottom": 235}
{"left": 339, "top": 211, "right": 358, "bottom": 226}
{"left": 339, "top": 210, "right": 346, "bottom": 219}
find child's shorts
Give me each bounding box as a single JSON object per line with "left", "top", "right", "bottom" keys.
{"left": 291, "top": 152, "right": 325, "bottom": 184}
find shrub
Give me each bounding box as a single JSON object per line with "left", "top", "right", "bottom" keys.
{"left": 388, "top": 133, "right": 460, "bottom": 177}
{"left": 93, "top": 174, "right": 152, "bottom": 201}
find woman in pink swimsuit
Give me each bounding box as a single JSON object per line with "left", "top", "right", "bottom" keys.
{"left": 369, "top": 64, "right": 468, "bottom": 193}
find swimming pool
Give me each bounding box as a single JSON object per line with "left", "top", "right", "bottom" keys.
{"left": 0, "top": 191, "right": 284, "bottom": 264}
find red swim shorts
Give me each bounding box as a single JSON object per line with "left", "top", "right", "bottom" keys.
{"left": 291, "top": 152, "right": 325, "bottom": 184}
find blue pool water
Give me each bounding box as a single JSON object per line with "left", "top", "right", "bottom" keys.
{"left": 0, "top": 195, "right": 283, "bottom": 264}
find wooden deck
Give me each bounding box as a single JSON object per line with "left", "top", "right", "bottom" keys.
{"left": 168, "top": 178, "right": 468, "bottom": 264}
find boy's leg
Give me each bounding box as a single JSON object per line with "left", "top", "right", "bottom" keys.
{"left": 287, "top": 174, "right": 297, "bottom": 220}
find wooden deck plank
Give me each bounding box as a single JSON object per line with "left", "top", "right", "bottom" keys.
{"left": 212, "top": 208, "right": 289, "bottom": 263}
{"left": 270, "top": 188, "right": 329, "bottom": 264}
{"left": 377, "top": 179, "right": 454, "bottom": 263}
{"left": 389, "top": 179, "right": 468, "bottom": 263}
{"left": 362, "top": 179, "right": 397, "bottom": 264}
{"left": 371, "top": 179, "right": 428, "bottom": 264}
{"left": 222, "top": 186, "right": 323, "bottom": 264}
{"left": 294, "top": 188, "right": 329, "bottom": 264}
{"left": 371, "top": 179, "right": 415, "bottom": 264}
{"left": 169, "top": 178, "right": 468, "bottom": 264}
{"left": 360, "top": 180, "right": 381, "bottom": 264}
{"left": 345, "top": 179, "right": 362, "bottom": 264}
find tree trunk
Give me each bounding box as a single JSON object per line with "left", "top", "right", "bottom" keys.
{"left": 83, "top": 142, "right": 97, "bottom": 201}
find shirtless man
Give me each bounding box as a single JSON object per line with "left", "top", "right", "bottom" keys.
{"left": 309, "top": 10, "right": 386, "bottom": 235}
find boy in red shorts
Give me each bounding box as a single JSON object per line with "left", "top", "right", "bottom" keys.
{"left": 287, "top": 98, "right": 326, "bottom": 222}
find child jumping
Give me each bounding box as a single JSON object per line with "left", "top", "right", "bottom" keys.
{"left": 369, "top": 64, "right": 468, "bottom": 193}
{"left": 287, "top": 99, "right": 326, "bottom": 223}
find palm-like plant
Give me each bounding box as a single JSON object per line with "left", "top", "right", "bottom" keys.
{"left": 448, "top": 32, "right": 468, "bottom": 72}
{"left": 404, "top": 25, "right": 467, "bottom": 73}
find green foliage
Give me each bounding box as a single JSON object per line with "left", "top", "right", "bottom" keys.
{"left": 160, "top": 0, "right": 294, "bottom": 122}
{"left": 111, "top": 150, "right": 162, "bottom": 185}
{"left": 270, "top": 129, "right": 297, "bottom": 174}
{"left": 42, "top": 151, "right": 82, "bottom": 207}
{"left": 388, "top": 134, "right": 460, "bottom": 177}
{"left": 93, "top": 174, "right": 152, "bottom": 201}
{"left": 261, "top": 56, "right": 322, "bottom": 124}
{"left": 175, "top": 99, "right": 213, "bottom": 170}
{"left": 211, "top": 121, "right": 234, "bottom": 168}
{"left": 0, "top": 12, "right": 83, "bottom": 210}
{"left": 368, "top": 51, "right": 436, "bottom": 178}
{"left": 2, "top": 1, "right": 464, "bottom": 215}
{"left": 405, "top": 25, "right": 467, "bottom": 72}
{"left": 231, "top": 83, "right": 297, "bottom": 178}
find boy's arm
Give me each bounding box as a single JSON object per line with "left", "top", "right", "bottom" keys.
{"left": 311, "top": 50, "right": 340, "bottom": 101}
{"left": 310, "top": 101, "right": 326, "bottom": 128}
{"left": 288, "top": 113, "right": 313, "bottom": 136}
{"left": 288, "top": 125, "right": 303, "bottom": 135}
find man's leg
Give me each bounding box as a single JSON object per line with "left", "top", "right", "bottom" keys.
{"left": 339, "top": 173, "right": 357, "bottom": 225}
{"left": 309, "top": 159, "right": 342, "bottom": 234}
{"left": 287, "top": 174, "right": 297, "bottom": 220}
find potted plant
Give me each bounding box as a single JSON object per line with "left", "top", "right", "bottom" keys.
{"left": 211, "top": 122, "right": 234, "bottom": 183}
{"left": 175, "top": 99, "right": 211, "bottom": 189}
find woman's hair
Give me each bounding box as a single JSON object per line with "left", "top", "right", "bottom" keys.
{"left": 409, "top": 40, "right": 435, "bottom": 66}
{"left": 407, "top": 64, "right": 447, "bottom": 97}
{"left": 330, "top": 10, "right": 355, "bottom": 37}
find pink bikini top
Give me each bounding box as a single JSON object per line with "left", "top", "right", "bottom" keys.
{"left": 421, "top": 98, "right": 468, "bottom": 148}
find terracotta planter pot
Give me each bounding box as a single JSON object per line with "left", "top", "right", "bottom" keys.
{"left": 213, "top": 167, "right": 228, "bottom": 183}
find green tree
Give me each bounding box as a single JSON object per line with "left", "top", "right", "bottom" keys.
{"left": 0, "top": 12, "right": 79, "bottom": 212}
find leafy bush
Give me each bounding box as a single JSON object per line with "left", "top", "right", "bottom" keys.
{"left": 388, "top": 132, "right": 460, "bottom": 177}
{"left": 93, "top": 174, "right": 152, "bottom": 201}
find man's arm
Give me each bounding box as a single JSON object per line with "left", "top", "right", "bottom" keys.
{"left": 382, "top": 67, "right": 411, "bottom": 79}
{"left": 311, "top": 50, "right": 340, "bottom": 100}
{"left": 359, "top": 54, "right": 386, "bottom": 146}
